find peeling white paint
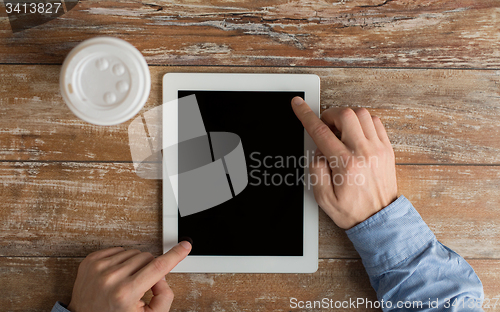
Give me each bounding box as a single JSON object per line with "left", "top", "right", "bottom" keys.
{"left": 181, "top": 43, "right": 231, "bottom": 55}
{"left": 189, "top": 274, "right": 215, "bottom": 286}
{"left": 149, "top": 20, "right": 304, "bottom": 48}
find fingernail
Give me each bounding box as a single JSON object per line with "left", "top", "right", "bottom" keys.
{"left": 292, "top": 97, "right": 304, "bottom": 106}
{"left": 180, "top": 241, "right": 191, "bottom": 250}
{"left": 161, "top": 276, "right": 166, "bottom": 281}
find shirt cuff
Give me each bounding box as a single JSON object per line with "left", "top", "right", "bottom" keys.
{"left": 51, "top": 302, "right": 71, "bottom": 312}
{"left": 346, "top": 195, "right": 436, "bottom": 277}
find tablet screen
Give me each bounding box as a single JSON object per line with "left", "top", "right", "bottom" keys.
{"left": 177, "top": 90, "right": 305, "bottom": 256}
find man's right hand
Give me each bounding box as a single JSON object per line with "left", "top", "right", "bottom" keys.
{"left": 291, "top": 96, "right": 398, "bottom": 229}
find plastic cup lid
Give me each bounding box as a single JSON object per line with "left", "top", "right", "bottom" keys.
{"left": 60, "top": 37, "right": 151, "bottom": 126}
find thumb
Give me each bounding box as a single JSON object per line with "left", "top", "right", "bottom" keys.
{"left": 147, "top": 278, "right": 174, "bottom": 312}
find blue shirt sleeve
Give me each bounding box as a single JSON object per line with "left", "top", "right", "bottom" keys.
{"left": 346, "top": 195, "right": 484, "bottom": 311}
{"left": 51, "top": 301, "right": 71, "bottom": 312}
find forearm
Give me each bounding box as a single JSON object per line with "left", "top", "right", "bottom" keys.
{"left": 346, "top": 195, "right": 484, "bottom": 311}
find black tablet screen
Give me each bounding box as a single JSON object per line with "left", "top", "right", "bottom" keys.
{"left": 177, "top": 91, "right": 305, "bottom": 256}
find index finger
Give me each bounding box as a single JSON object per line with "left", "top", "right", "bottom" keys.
{"left": 132, "top": 241, "right": 191, "bottom": 292}
{"left": 291, "top": 96, "right": 347, "bottom": 158}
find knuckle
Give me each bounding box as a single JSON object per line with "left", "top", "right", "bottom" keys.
{"left": 380, "top": 144, "right": 395, "bottom": 159}
{"left": 354, "top": 107, "right": 370, "bottom": 118}
{"left": 84, "top": 252, "right": 100, "bottom": 262}
{"left": 309, "top": 158, "right": 325, "bottom": 170}
{"left": 311, "top": 123, "right": 331, "bottom": 139}
{"left": 370, "top": 145, "right": 393, "bottom": 164}
{"left": 79, "top": 257, "right": 90, "bottom": 267}
{"left": 97, "top": 271, "right": 115, "bottom": 288}
{"left": 374, "top": 142, "right": 388, "bottom": 154}
{"left": 339, "top": 108, "right": 356, "bottom": 120}
{"left": 165, "top": 286, "right": 174, "bottom": 301}
{"left": 89, "top": 259, "right": 108, "bottom": 273}
{"left": 77, "top": 259, "right": 88, "bottom": 274}
{"left": 87, "top": 247, "right": 124, "bottom": 261}
{"left": 319, "top": 108, "right": 331, "bottom": 121}
{"left": 314, "top": 188, "right": 333, "bottom": 209}
{"left": 142, "top": 252, "right": 155, "bottom": 261}
{"left": 339, "top": 151, "right": 352, "bottom": 164}
{"left": 358, "top": 144, "right": 372, "bottom": 157}
{"left": 111, "top": 282, "right": 132, "bottom": 304}
{"left": 151, "top": 258, "right": 168, "bottom": 274}
{"left": 309, "top": 159, "right": 323, "bottom": 174}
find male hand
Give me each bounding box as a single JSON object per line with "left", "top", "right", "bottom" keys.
{"left": 291, "top": 97, "right": 398, "bottom": 229}
{"left": 67, "top": 241, "right": 192, "bottom": 312}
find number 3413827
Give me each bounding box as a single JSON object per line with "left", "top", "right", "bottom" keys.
{"left": 444, "top": 297, "right": 499, "bottom": 309}
{"left": 5, "top": 2, "right": 62, "bottom": 14}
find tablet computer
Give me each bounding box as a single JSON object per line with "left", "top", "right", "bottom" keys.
{"left": 162, "top": 73, "right": 319, "bottom": 273}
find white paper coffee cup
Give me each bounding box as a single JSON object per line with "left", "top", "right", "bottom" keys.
{"left": 60, "top": 37, "right": 150, "bottom": 126}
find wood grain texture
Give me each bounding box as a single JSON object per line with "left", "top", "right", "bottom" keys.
{"left": 0, "top": 161, "right": 498, "bottom": 259}
{"left": 1, "top": 1, "right": 499, "bottom": 309}
{"left": 1, "top": 257, "right": 499, "bottom": 312}
{"left": 0, "top": 258, "right": 378, "bottom": 312}
{"left": 1, "top": 65, "right": 499, "bottom": 163}
{"left": 1, "top": 0, "right": 500, "bottom": 68}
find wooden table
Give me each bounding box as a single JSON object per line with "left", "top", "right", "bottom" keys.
{"left": 1, "top": 1, "right": 499, "bottom": 311}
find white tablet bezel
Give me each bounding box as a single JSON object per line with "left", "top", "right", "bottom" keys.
{"left": 162, "top": 73, "right": 319, "bottom": 273}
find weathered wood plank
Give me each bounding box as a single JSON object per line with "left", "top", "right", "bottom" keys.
{"left": 0, "top": 162, "right": 498, "bottom": 259}
{"left": 0, "top": 161, "right": 163, "bottom": 257}
{"left": 1, "top": 257, "right": 499, "bottom": 312}
{"left": 0, "top": 258, "right": 378, "bottom": 312}
{"left": 1, "top": 65, "right": 499, "bottom": 163}
{"left": 324, "top": 165, "right": 500, "bottom": 259}
{"left": 1, "top": 0, "right": 500, "bottom": 68}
